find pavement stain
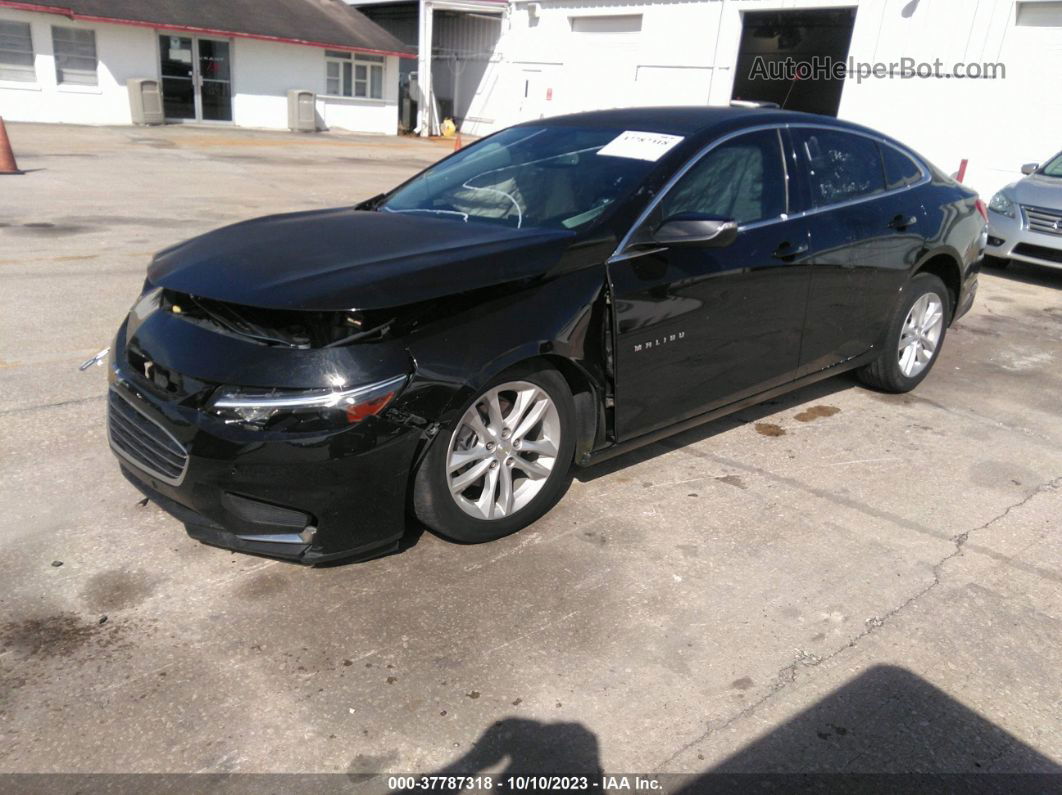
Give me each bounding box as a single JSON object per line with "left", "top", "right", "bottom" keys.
{"left": 235, "top": 569, "right": 290, "bottom": 598}
{"left": 0, "top": 613, "right": 129, "bottom": 659}
{"left": 731, "top": 677, "right": 754, "bottom": 691}
{"left": 754, "top": 423, "right": 786, "bottom": 437}
{"left": 80, "top": 570, "right": 158, "bottom": 612}
{"left": 716, "top": 475, "right": 747, "bottom": 490}
{"left": 794, "top": 405, "right": 841, "bottom": 422}
{"left": 581, "top": 530, "right": 607, "bottom": 547}
{"left": 5, "top": 223, "right": 90, "bottom": 236}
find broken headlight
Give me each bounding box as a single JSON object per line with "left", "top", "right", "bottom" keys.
{"left": 207, "top": 374, "right": 407, "bottom": 431}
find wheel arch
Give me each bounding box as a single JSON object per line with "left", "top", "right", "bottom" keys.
{"left": 435, "top": 348, "right": 603, "bottom": 466}
{"left": 912, "top": 250, "right": 963, "bottom": 322}
{"left": 403, "top": 270, "right": 612, "bottom": 476}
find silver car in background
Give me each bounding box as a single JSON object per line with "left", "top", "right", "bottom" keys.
{"left": 985, "top": 151, "right": 1062, "bottom": 271}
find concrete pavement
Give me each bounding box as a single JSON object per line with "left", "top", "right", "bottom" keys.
{"left": 1, "top": 122, "right": 1060, "bottom": 779}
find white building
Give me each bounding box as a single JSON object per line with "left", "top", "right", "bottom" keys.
{"left": 0, "top": 0, "right": 411, "bottom": 134}
{"left": 355, "top": 0, "right": 1062, "bottom": 198}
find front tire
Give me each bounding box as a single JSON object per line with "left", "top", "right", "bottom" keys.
{"left": 858, "top": 272, "right": 950, "bottom": 393}
{"left": 413, "top": 364, "right": 576, "bottom": 543}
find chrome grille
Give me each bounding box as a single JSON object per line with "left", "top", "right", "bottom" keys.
{"left": 1022, "top": 204, "right": 1062, "bottom": 237}
{"left": 108, "top": 389, "right": 189, "bottom": 486}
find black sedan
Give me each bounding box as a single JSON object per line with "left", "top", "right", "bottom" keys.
{"left": 107, "top": 107, "right": 986, "bottom": 563}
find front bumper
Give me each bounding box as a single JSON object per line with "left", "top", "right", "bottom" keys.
{"left": 986, "top": 208, "right": 1062, "bottom": 270}
{"left": 108, "top": 327, "right": 424, "bottom": 564}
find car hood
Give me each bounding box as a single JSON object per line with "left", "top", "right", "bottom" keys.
{"left": 1008, "top": 174, "right": 1062, "bottom": 209}
{"left": 148, "top": 208, "right": 576, "bottom": 311}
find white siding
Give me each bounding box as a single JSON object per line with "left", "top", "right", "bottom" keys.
{"left": 0, "top": 10, "right": 155, "bottom": 125}
{"left": 460, "top": 0, "right": 1062, "bottom": 199}
{"left": 0, "top": 9, "right": 401, "bottom": 134}
{"left": 232, "top": 37, "right": 400, "bottom": 134}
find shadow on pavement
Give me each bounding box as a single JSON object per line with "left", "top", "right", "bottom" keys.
{"left": 982, "top": 259, "right": 1062, "bottom": 290}
{"left": 575, "top": 372, "right": 859, "bottom": 484}
{"left": 399, "top": 666, "right": 1059, "bottom": 793}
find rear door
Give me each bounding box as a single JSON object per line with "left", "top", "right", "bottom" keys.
{"left": 791, "top": 127, "right": 925, "bottom": 374}
{"left": 608, "top": 128, "right": 813, "bottom": 440}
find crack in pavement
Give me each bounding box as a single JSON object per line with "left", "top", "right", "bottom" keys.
{"left": 651, "top": 475, "right": 1062, "bottom": 772}
{"left": 0, "top": 395, "right": 104, "bottom": 416}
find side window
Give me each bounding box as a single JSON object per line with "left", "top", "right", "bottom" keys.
{"left": 797, "top": 129, "right": 885, "bottom": 206}
{"left": 51, "top": 26, "right": 97, "bottom": 86}
{"left": 0, "top": 20, "right": 35, "bottom": 82}
{"left": 660, "top": 130, "right": 786, "bottom": 225}
{"left": 881, "top": 144, "right": 923, "bottom": 190}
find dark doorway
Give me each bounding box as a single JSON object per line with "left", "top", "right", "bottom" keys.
{"left": 731, "top": 8, "right": 856, "bottom": 117}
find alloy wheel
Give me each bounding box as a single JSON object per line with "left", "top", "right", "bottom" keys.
{"left": 897, "top": 293, "right": 944, "bottom": 378}
{"left": 446, "top": 381, "right": 561, "bottom": 521}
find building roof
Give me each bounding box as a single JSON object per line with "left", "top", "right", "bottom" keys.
{"left": 4, "top": 0, "right": 413, "bottom": 57}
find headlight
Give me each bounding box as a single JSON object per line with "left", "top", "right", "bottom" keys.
{"left": 988, "top": 191, "right": 1016, "bottom": 218}
{"left": 207, "top": 374, "right": 407, "bottom": 431}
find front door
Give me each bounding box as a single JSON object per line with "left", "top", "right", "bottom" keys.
{"left": 608, "top": 128, "right": 813, "bottom": 440}
{"left": 159, "top": 35, "right": 232, "bottom": 122}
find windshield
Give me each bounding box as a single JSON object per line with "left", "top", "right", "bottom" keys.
{"left": 1040, "top": 152, "right": 1062, "bottom": 178}
{"left": 380, "top": 126, "right": 677, "bottom": 231}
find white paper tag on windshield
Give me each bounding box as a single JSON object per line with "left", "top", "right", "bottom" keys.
{"left": 597, "top": 131, "right": 684, "bottom": 162}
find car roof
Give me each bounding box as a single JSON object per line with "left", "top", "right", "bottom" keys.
{"left": 524, "top": 105, "right": 885, "bottom": 140}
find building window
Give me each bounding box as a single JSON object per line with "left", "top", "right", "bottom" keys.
{"left": 570, "top": 15, "right": 643, "bottom": 33}
{"left": 0, "top": 20, "right": 35, "bottom": 82}
{"left": 325, "top": 50, "right": 384, "bottom": 98}
{"left": 52, "top": 26, "right": 97, "bottom": 86}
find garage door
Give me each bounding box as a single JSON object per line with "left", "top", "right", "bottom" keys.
{"left": 730, "top": 8, "right": 856, "bottom": 117}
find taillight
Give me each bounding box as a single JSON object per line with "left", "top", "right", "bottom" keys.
{"left": 975, "top": 199, "right": 988, "bottom": 223}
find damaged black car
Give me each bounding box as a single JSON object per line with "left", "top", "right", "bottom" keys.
{"left": 107, "top": 107, "right": 986, "bottom": 563}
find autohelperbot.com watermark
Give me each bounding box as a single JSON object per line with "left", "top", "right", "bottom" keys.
{"left": 750, "top": 55, "right": 1007, "bottom": 83}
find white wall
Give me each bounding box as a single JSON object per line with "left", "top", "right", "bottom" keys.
{"left": 0, "top": 9, "right": 401, "bottom": 135}
{"left": 0, "top": 9, "right": 156, "bottom": 125}
{"left": 461, "top": 0, "right": 1062, "bottom": 200}
{"left": 232, "top": 38, "right": 400, "bottom": 134}
{"left": 836, "top": 0, "right": 1062, "bottom": 198}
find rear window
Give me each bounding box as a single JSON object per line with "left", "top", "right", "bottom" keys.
{"left": 881, "top": 144, "right": 923, "bottom": 189}
{"left": 797, "top": 129, "right": 885, "bottom": 206}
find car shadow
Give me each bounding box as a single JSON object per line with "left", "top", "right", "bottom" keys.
{"left": 575, "top": 372, "right": 861, "bottom": 484}
{"left": 982, "top": 259, "right": 1062, "bottom": 289}
{"left": 367, "top": 666, "right": 1059, "bottom": 792}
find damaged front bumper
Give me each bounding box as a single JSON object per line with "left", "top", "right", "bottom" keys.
{"left": 107, "top": 313, "right": 425, "bottom": 564}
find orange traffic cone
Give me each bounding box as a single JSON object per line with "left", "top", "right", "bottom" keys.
{"left": 0, "top": 117, "right": 21, "bottom": 175}
{"left": 453, "top": 133, "right": 463, "bottom": 152}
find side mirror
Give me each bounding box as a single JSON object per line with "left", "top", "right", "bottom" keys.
{"left": 652, "top": 217, "right": 739, "bottom": 248}
{"left": 1021, "top": 163, "right": 1040, "bottom": 176}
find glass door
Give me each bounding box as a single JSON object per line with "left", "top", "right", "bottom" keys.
{"left": 197, "top": 39, "right": 232, "bottom": 122}
{"left": 159, "top": 35, "right": 195, "bottom": 120}
{"left": 158, "top": 35, "right": 232, "bottom": 122}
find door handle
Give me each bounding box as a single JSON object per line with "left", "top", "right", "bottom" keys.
{"left": 888, "top": 214, "right": 918, "bottom": 230}
{"left": 772, "top": 241, "right": 810, "bottom": 261}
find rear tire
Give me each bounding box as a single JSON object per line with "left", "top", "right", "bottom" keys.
{"left": 413, "top": 363, "right": 576, "bottom": 543}
{"left": 858, "top": 272, "right": 950, "bottom": 394}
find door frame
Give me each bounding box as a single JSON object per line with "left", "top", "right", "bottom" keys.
{"left": 154, "top": 32, "right": 236, "bottom": 124}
